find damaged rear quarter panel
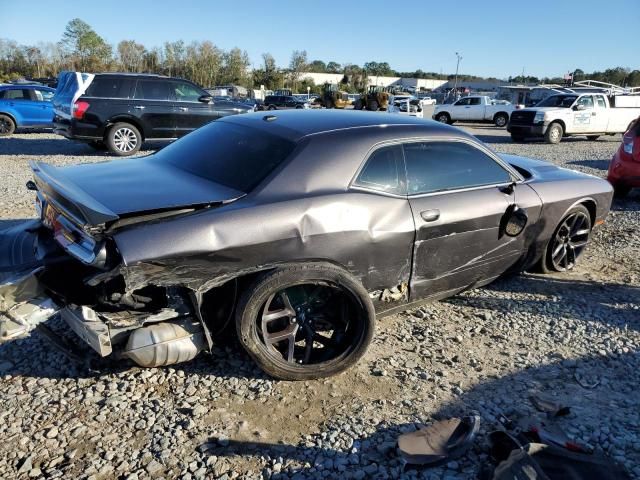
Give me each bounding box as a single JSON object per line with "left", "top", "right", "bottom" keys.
{"left": 111, "top": 129, "right": 419, "bottom": 299}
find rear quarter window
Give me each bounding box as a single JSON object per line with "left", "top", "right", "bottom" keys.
{"left": 85, "top": 77, "right": 134, "bottom": 98}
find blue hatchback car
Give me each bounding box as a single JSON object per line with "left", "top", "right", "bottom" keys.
{"left": 0, "top": 84, "right": 55, "bottom": 135}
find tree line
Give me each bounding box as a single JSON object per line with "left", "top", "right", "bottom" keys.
{"left": 1, "top": 19, "right": 638, "bottom": 93}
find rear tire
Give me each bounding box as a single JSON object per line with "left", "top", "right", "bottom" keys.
{"left": 236, "top": 264, "right": 375, "bottom": 380}
{"left": 106, "top": 122, "right": 141, "bottom": 156}
{"left": 544, "top": 122, "right": 563, "bottom": 144}
{"left": 510, "top": 134, "right": 525, "bottom": 143}
{"left": 0, "top": 114, "right": 16, "bottom": 136}
{"left": 494, "top": 113, "right": 509, "bottom": 128}
{"left": 586, "top": 135, "right": 600, "bottom": 141}
{"left": 268, "top": 105, "right": 276, "bottom": 110}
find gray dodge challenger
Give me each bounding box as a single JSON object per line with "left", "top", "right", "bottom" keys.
{"left": 0, "top": 110, "right": 613, "bottom": 379}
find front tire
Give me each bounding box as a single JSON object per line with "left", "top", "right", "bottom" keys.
{"left": 544, "top": 122, "right": 563, "bottom": 144}
{"left": 435, "top": 112, "right": 451, "bottom": 124}
{"left": 510, "top": 134, "right": 525, "bottom": 143}
{"left": 0, "top": 114, "right": 16, "bottom": 136}
{"left": 539, "top": 205, "right": 591, "bottom": 273}
{"left": 494, "top": 113, "right": 509, "bottom": 128}
{"left": 106, "top": 122, "right": 141, "bottom": 156}
{"left": 236, "top": 264, "right": 375, "bottom": 380}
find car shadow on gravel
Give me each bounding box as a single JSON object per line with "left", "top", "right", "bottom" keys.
{"left": 455, "top": 273, "right": 640, "bottom": 332}
{"left": 193, "top": 273, "right": 639, "bottom": 478}
{"left": 0, "top": 136, "right": 170, "bottom": 156}
{"left": 199, "top": 353, "right": 640, "bottom": 478}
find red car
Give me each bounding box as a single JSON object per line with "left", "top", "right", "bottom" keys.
{"left": 608, "top": 117, "right": 640, "bottom": 197}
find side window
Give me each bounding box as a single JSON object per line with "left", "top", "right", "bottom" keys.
{"left": 172, "top": 82, "right": 203, "bottom": 102}
{"left": 595, "top": 96, "right": 606, "bottom": 109}
{"left": 577, "top": 96, "right": 594, "bottom": 109}
{"left": 33, "top": 89, "right": 54, "bottom": 101}
{"left": 85, "top": 78, "right": 133, "bottom": 98}
{"left": 454, "top": 98, "right": 469, "bottom": 106}
{"left": 355, "top": 145, "right": 405, "bottom": 195}
{"left": 134, "top": 80, "right": 171, "bottom": 101}
{"left": 404, "top": 141, "right": 511, "bottom": 195}
{"left": 3, "top": 89, "right": 30, "bottom": 100}
{"left": 468, "top": 97, "right": 481, "bottom": 105}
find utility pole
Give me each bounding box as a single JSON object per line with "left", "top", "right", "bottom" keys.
{"left": 453, "top": 52, "right": 462, "bottom": 98}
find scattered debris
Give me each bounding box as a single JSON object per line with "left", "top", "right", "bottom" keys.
{"left": 397, "top": 416, "right": 480, "bottom": 466}
{"left": 529, "top": 393, "right": 571, "bottom": 417}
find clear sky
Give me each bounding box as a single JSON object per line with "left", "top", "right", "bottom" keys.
{"left": 1, "top": 0, "right": 638, "bottom": 78}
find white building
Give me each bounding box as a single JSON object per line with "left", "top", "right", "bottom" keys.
{"left": 299, "top": 72, "right": 447, "bottom": 91}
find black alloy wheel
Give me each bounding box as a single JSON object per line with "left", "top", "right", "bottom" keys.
{"left": 546, "top": 207, "right": 591, "bottom": 272}
{"left": 236, "top": 265, "right": 375, "bottom": 380}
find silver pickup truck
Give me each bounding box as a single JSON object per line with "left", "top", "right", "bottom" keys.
{"left": 433, "top": 95, "right": 515, "bottom": 127}
{"left": 508, "top": 92, "right": 640, "bottom": 144}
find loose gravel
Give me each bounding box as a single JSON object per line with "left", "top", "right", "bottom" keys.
{"left": 0, "top": 126, "right": 639, "bottom": 480}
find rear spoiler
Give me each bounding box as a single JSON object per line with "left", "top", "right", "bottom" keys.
{"left": 30, "top": 161, "right": 119, "bottom": 227}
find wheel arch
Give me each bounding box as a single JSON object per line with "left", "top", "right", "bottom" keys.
{"left": 549, "top": 118, "right": 566, "bottom": 133}
{"left": 493, "top": 111, "right": 509, "bottom": 120}
{"left": 105, "top": 116, "right": 146, "bottom": 141}
{"left": 0, "top": 110, "right": 18, "bottom": 126}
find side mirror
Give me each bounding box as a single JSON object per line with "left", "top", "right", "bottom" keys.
{"left": 198, "top": 94, "right": 213, "bottom": 103}
{"left": 501, "top": 204, "right": 528, "bottom": 237}
{"left": 573, "top": 104, "right": 585, "bottom": 111}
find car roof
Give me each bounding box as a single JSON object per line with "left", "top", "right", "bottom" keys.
{"left": 220, "top": 109, "right": 463, "bottom": 141}
{"left": 0, "top": 84, "right": 54, "bottom": 91}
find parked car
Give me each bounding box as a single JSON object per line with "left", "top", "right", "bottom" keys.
{"left": 261, "top": 94, "right": 309, "bottom": 110}
{"left": 388, "top": 95, "right": 423, "bottom": 118}
{"left": 607, "top": 116, "right": 640, "bottom": 197}
{"left": 419, "top": 96, "right": 437, "bottom": 106}
{"left": 508, "top": 93, "right": 640, "bottom": 144}
{"left": 433, "top": 95, "right": 515, "bottom": 127}
{"left": 0, "top": 110, "right": 612, "bottom": 380}
{"left": 0, "top": 84, "right": 55, "bottom": 135}
{"left": 52, "top": 72, "right": 253, "bottom": 156}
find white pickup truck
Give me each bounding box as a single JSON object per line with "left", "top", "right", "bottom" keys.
{"left": 432, "top": 95, "right": 515, "bottom": 127}
{"left": 508, "top": 92, "right": 640, "bottom": 144}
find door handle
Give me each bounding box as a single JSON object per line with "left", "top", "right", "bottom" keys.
{"left": 420, "top": 209, "right": 440, "bottom": 222}
{"left": 133, "top": 106, "right": 145, "bottom": 110}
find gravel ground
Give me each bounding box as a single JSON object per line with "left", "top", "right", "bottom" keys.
{"left": 0, "top": 126, "right": 639, "bottom": 480}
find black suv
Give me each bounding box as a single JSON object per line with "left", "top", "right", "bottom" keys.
{"left": 261, "top": 94, "right": 309, "bottom": 110}
{"left": 53, "top": 73, "right": 253, "bottom": 156}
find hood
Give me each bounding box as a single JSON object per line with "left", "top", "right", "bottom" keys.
{"left": 520, "top": 107, "right": 570, "bottom": 113}
{"left": 500, "top": 154, "right": 596, "bottom": 182}
{"left": 31, "top": 157, "right": 245, "bottom": 226}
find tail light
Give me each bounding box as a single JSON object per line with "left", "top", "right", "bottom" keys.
{"left": 72, "top": 101, "right": 90, "bottom": 120}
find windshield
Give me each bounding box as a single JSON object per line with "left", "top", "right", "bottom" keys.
{"left": 536, "top": 95, "right": 578, "bottom": 108}
{"left": 154, "top": 121, "right": 296, "bottom": 193}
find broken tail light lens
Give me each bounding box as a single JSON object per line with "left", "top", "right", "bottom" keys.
{"left": 72, "top": 101, "right": 90, "bottom": 120}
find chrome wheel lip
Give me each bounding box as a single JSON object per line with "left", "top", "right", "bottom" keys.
{"left": 550, "top": 211, "right": 590, "bottom": 271}
{"left": 113, "top": 127, "right": 138, "bottom": 152}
